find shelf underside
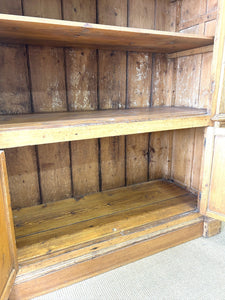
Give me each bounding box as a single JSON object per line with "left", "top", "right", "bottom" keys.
{"left": 0, "top": 107, "right": 209, "bottom": 148}
{"left": 13, "top": 180, "right": 203, "bottom": 282}
{"left": 0, "top": 14, "right": 213, "bottom": 52}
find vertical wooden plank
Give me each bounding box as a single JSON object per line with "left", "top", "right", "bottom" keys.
{"left": 126, "top": 0, "right": 154, "bottom": 185}
{"left": 0, "top": 151, "right": 18, "bottom": 300}
{"left": 0, "top": 1, "right": 40, "bottom": 209}
{"left": 23, "top": 0, "right": 72, "bottom": 203}
{"left": 0, "top": 0, "right": 21, "bottom": 14}
{"left": 207, "top": 0, "right": 218, "bottom": 12}
{"left": 98, "top": 0, "right": 127, "bottom": 190}
{"left": 149, "top": 132, "right": 172, "bottom": 180}
{"left": 180, "top": 0, "right": 207, "bottom": 23}
{"left": 172, "top": 19, "right": 206, "bottom": 189}
{"left": 208, "top": 134, "right": 225, "bottom": 214}
{"left": 5, "top": 147, "right": 40, "bottom": 208}
{"left": 191, "top": 20, "right": 217, "bottom": 191}
{"left": 149, "top": 0, "right": 175, "bottom": 181}
{"left": 171, "top": 129, "right": 195, "bottom": 187}
{"left": 63, "top": 0, "right": 99, "bottom": 197}
{"left": 191, "top": 128, "right": 205, "bottom": 191}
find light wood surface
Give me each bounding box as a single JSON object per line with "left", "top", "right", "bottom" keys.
{"left": 0, "top": 13, "right": 214, "bottom": 52}
{"left": 11, "top": 221, "right": 203, "bottom": 300}
{"left": 13, "top": 180, "right": 198, "bottom": 262}
{"left": 200, "top": 127, "right": 225, "bottom": 221}
{"left": 0, "top": 107, "right": 209, "bottom": 148}
{"left": 208, "top": 132, "right": 225, "bottom": 215}
{"left": 0, "top": 151, "right": 18, "bottom": 300}
{"left": 11, "top": 179, "right": 203, "bottom": 299}
{"left": 203, "top": 217, "right": 222, "bottom": 237}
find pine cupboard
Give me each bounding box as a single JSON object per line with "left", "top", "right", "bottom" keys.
{"left": 0, "top": 0, "right": 225, "bottom": 299}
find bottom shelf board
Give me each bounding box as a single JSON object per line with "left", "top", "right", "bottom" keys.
{"left": 13, "top": 180, "right": 202, "bottom": 271}
{"left": 12, "top": 180, "right": 204, "bottom": 298}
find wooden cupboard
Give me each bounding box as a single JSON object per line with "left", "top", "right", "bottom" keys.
{"left": 0, "top": 0, "right": 225, "bottom": 299}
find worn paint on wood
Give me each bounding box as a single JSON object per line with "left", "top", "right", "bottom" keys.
{"left": 98, "top": 0, "right": 127, "bottom": 191}
{"left": 0, "top": 1, "right": 40, "bottom": 209}
{"left": 23, "top": 0, "right": 72, "bottom": 203}
{"left": 63, "top": 0, "right": 99, "bottom": 198}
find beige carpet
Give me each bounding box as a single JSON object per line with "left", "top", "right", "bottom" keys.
{"left": 33, "top": 223, "right": 225, "bottom": 300}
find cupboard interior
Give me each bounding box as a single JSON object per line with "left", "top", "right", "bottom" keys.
{"left": 0, "top": 0, "right": 218, "bottom": 290}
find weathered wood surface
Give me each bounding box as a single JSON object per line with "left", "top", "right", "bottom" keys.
{"left": 0, "top": 0, "right": 40, "bottom": 209}
{"left": 0, "top": 151, "right": 18, "bottom": 300}
{"left": 13, "top": 180, "right": 199, "bottom": 266}
{"left": 0, "top": 13, "right": 214, "bottom": 52}
{"left": 98, "top": 0, "right": 126, "bottom": 191}
{"left": 23, "top": 0, "right": 72, "bottom": 203}
{"left": 11, "top": 221, "right": 203, "bottom": 300}
{"left": 0, "top": 107, "right": 209, "bottom": 148}
{"left": 63, "top": 0, "right": 99, "bottom": 197}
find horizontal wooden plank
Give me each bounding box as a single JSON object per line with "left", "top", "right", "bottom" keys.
{"left": 11, "top": 222, "right": 203, "bottom": 300}
{"left": 211, "top": 113, "right": 225, "bottom": 122}
{"left": 17, "top": 212, "right": 202, "bottom": 278}
{"left": 168, "top": 45, "right": 213, "bottom": 59}
{"left": 178, "top": 11, "right": 218, "bottom": 31}
{"left": 13, "top": 180, "right": 198, "bottom": 264}
{"left": 0, "top": 14, "right": 214, "bottom": 52}
{"left": 0, "top": 107, "right": 210, "bottom": 148}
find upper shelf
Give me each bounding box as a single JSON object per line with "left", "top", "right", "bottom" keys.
{"left": 0, "top": 14, "right": 214, "bottom": 52}
{"left": 0, "top": 107, "right": 209, "bottom": 149}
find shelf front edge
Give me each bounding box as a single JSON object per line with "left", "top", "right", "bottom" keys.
{"left": 0, "top": 115, "right": 210, "bottom": 149}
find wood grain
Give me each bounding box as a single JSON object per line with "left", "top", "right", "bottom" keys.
{"left": 0, "top": 151, "right": 18, "bottom": 300}
{"left": 171, "top": 129, "right": 195, "bottom": 187}
{"left": 98, "top": 0, "right": 127, "bottom": 191}
{"left": 126, "top": 0, "right": 154, "bottom": 185}
{"left": 0, "top": 14, "right": 214, "bottom": 52}
{"left": 0, "top": 0, "right": 40, "bottom": 209}
{"left": 0, "top": 107, "right": 210, "bottom": 149}
{"left": 203, "top": 216, "right": 221, "bottom": 237}
{"left": 10, "top": 222, "right": 203, "bottom": 300}
{"left": 13, "top": 180, "right": 198, "bottom": 262}
{"left": 63, "top": 0, "right": 99, "bottom": 198}
{"left": 23, "top": 0, "right": 72, "bottom": 203}
{"left": 149, "top": 0, "right": 175, "bottom": 181}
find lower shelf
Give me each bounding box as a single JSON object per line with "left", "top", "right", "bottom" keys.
{"left": 11, "top": 180, "right": 204, "bottom": 299}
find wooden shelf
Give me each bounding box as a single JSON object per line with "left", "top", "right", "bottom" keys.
{"left": 13, "top": 179, "right": 203, "bottom": 283}
{"left": 0, "top": 14, "right": 214, "bottom": 52}
{"left": 0, "top": 107, "right": 209, "bottom": 148}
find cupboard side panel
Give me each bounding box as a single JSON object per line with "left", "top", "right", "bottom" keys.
{"left": 63, "top": 0, "right": 99, "bottom": 197}
{"left": 98, "top": 0, "right": 127, "bottom": 190}
{"left": 172, "top": 0, "right": 218, "bottom": 191}
{"left": 0, "top": 1, "right": 40, "bottom": 209}
{"left": 22, "top": 0, "right": 72, "bottom": 203}
{"left": 0, "top": 151, "right": 18, "bottom": 300}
